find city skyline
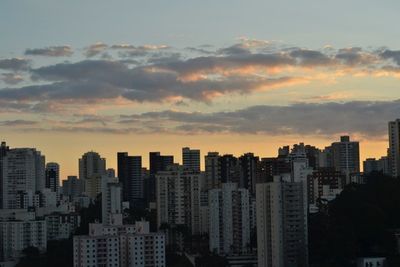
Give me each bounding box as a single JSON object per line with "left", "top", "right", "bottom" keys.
{"left": 1, "top": 1, "right": 399, "bottom": 179}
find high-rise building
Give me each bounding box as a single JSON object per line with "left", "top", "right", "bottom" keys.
{"left": 209, "top": 183, "right": 250, "bottom": 255}
{"left": 79, "top": 151, "right": 106, "bottom": 198}
{"left": 363, "top": 157, "right": 390, "bottom": 175}
{"left": 256, "top": 175, "right": 308, "bottom": 267}
{"left": 205, "top": 152, "right": 221, "bottom": 190}
{"left": 182, "top": 147, "right": 200, "bottom": 172}
{"left": 61, "top": 176, "right": 84, "bottom": 198}
{"left": 308, "top": 168, "right": 346, "bottom": 212}
{"left": 78, "top": 151, "right": 106, "bottom": 181}
{"left": 101, "top": 175, "right": 122, "bottom": 225}
{"left": 0, "top": 141, "right": 9, "bottom": 208}
{"left": 1, "top": 147, "right": 45, "bottom": 209}
{"left": 389, "top": 119, "right": 400, "bottom": 177}
{"left": 0, "top": 219, "right": 47, "bottom": 262}
{"left": 330, "top": 136, "right": 360, "bottom": 179}
{"left": 147, "top": 152, "right": 174, "bottom": 203}
{"left": 239, "top": 153, "right": 259, "bottom": 194}
{"left": 156, "top": 165, "right": 201, "bottom": 235}
{"left": 220, "top": 154, "right": 240, "bottom": 184}
{"left": 45, "top": 162, "right": 60, "bottom": 196}
{"left": 117, "top": 152, "right": 143, "bottom": 207}
{"left": 73, "top": 221, "right": 165, "bottom": 267}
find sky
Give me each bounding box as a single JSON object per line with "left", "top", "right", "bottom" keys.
{"left": 0, "top": 0, "right": 399, "bottom": 178}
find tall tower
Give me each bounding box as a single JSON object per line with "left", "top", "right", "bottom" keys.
{"left": 182, "top": 147, "right": 200, "bottom": 172}
{"left": 147, "top": 152, "right": 174, "bottom": 203}
{"left": 79, "top": 151, "right": 106, "bottom": 198}
{"left": 256, "top": 176, "right": 308, "bottom": 267}
{"left": 0, "top": 141, "right": 9, "bottom": 208}
{"left": 1, "top": 147, "right": 45, "bottom": 209}
{"left": 156, "top": 165, "right": 202, "bottom": 235}
{"left": 45, "top": 162, "right": 60, "bottom": 195}
{"left": 79, "top": 151, "right": 106, "bottom": 180}
{"left": 331, "top": 136, "right": 360, "bottom": 180}
{"left": 117, "top": 152, "right": 143, "bottom": 207}
{"left": 205, "top": 152, "right": 220, "bottom": 190}
{"left": 101, "top": 175, "right": 122, "bottom": 225}
{"left": 209, "top": 183, "right": 250, "bottom": 255}
{"left": 389, "top": 119, "right": 400, "bottom": 177}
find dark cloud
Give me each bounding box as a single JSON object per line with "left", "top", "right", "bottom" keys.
{"left": 2, "top": 43, "right": 400, "bottom": 114}
{"left": 120, "top": 100, "right": 400, "bottom": 137}
{"left": 25, "top": 46, "right": 73, "bottom": 57}
{"left": 1, "top": 73, "right": 24, "bottom": 85}
{"left": 0, "top": 120, "right": 38, "bottom": 126}
{"left": 84, "top": 43, "right": 108, "bottom": 57}
{"left": 0, "top": 60, "right": 301, "bottom": 104}
{"left": 290, "top": 49, "right": 333, "bottom": 66}
{"left": 218, "top": 44, "right": 251, "bottom": 55}
{"left": 0, "top": 58, "right": 30, "bottom": 71}
{"left": 335, "top": 47, "right": 377, "bottom": 66}
{"left": 380, "top": 50, "right": 400, "bottom": 65}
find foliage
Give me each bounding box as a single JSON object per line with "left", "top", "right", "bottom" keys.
{"left": 309, "top": 172, "right": 400, "bottom": 267}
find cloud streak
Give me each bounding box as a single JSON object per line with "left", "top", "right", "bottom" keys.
{"left": 0, "top": 58, "right": 30, "bottom": 71}
{"left": 25, "top": 46, "right": 73, "bottom": 57}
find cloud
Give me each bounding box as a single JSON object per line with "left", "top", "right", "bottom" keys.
{"left": 2, "top": 42, "right": 400, "bottom": 115}
{"left": 290, "top": 49, "right": 333, "bottom": 66}
{"left": 2, "top": 99, "right": 397, "bottom": 139}
{"left": 0, "top": 120, "right": 38, "bottom": 126}
{"left": 0, "top": 59, "right": 303, "bottom": 104}
{"left": 1, "top": 73, "right": 24, "bottom": 85}
{"left": 0, "top": 58, "right": 30, "bottom": 71}
{"left": 25, "top": 46, "right": 73, "bottom": 57}
{"left": 112, "top": 44, "right": 170, "bottom": 58}
{"left": 84, "top": 42, "right": 108, "bottom": 57}
{"left": 380, "top": 49, "right": 400, "bottom": 65}
{"left": 118, "top": 100, "right": 400, "bottom": 137}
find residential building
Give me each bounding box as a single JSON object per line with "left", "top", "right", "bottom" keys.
{"left": 182, "top": 147, "right": 200, "bottom": 172}
{"left": 156, "top": 165, "right": 201, "bottom": 235}
{"left": 101, "top": 175, "right": 122, "bottom": 226}
{"left": 330, "top": 136, "right": 360, "bottom": 180}
{"left": 209, "top": 183, "right": 250, "bottom": 255}
{"left": 117, "top": 153, "right": 143, "bottom": 207}
{"left": 0, "top": 219, "right": 47, "bottom": 263}
{"left": 45, "top": 162, "right": 60, "bottom": 199}
{"left": 256, "top": 175, "right": 308, "bottom": 267}
{"left": 1, "top": 147, "right": 45, "bottom": 209}
{"left": 62, "top": 176, "right": 84, "bottom": 198}
{"left": 78, "top": 151, "right": 106, "bottom": 194}
{"left": 73, "top": 221, "right": 165, "bottom": 267}
{"left": 147, "top": 152, "right": 174, "bottom": 204}
{"left": 205, "top": 152, "right": 220, "bottom": 190}
{"left": 389, "top": 119, "right": 400, "bottom": 177}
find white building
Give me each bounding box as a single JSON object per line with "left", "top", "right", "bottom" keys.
{"left": 156, "top": 165, "right": 202, "bottom": 235}
{"left": 101, "top": 175, "right": 122, "bottom": 226}
{"left": 389, "top": 119, "right": 400, "bottom": 177}
{"left": 331, "top": 136, "right": 360, "bottom": 180}
{"left": 0, "top": 219, "right": 47, "bottom": 262}
{"left": 1, "top": 148, "right": 45, "bottom": 209}
{"left": 73, "top": 221, "right": 165, "bottom": 267}
{"left": 209, "top": 183, "right": 250, "bottom": 255}
{"left": 256, "top": 174, "right": 308, "bottom": 267}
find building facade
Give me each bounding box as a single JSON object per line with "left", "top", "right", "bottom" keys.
{"left": 209, "top": 183, "right": 250, "bottom": 255}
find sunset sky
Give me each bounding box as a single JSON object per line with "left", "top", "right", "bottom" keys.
{"left": 1, "top": 0, "right": 399, "bottom": 178}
